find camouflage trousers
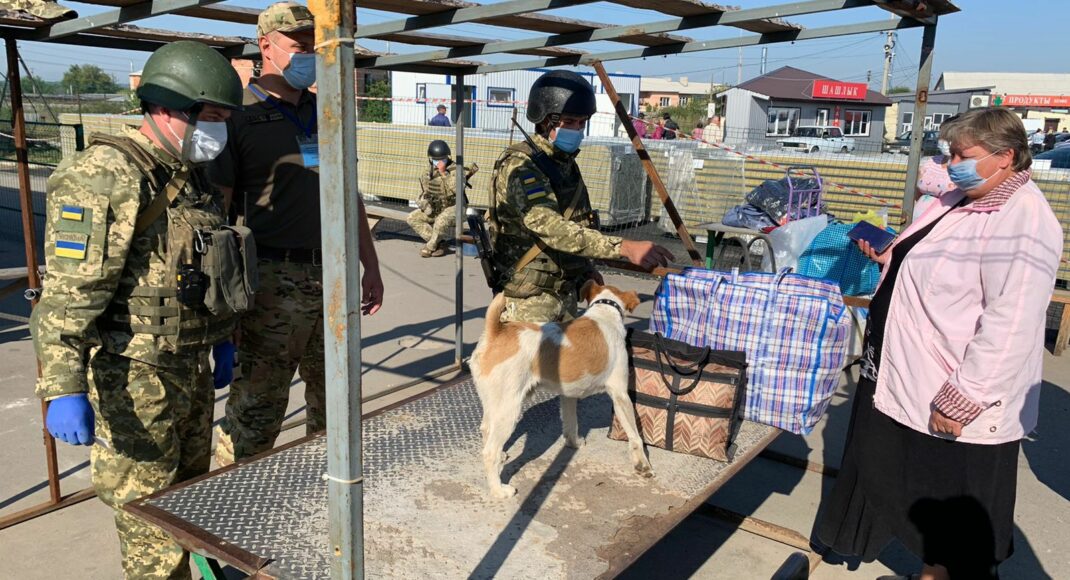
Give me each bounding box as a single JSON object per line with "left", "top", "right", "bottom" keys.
{"left": 500, "top": 289, "right": 579, "bottom": 324}
{"left": 88, "top": 348, "right": 212, "bottom": 580}
{"left": 216, "top": 258, "right": 325, "bottom": 465}
{"left": 406, "top": 208, "right": 455, "bottom": 251}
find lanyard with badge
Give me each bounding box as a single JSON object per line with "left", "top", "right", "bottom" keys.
{"left": 248, "top": 83, "right": 319, "bottom": 168}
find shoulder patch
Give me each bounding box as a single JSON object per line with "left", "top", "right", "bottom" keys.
{"left": 60, "top": 205, "right": 84, "bottom": 221}
{"left": 518, "top": 171, "right": 547, "bottom": 200}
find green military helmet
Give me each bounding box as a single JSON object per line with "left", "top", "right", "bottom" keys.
{"left": 137, "top": 41, "right": 243, "bottom": 112}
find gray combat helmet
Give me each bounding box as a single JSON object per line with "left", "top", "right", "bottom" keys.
{"left": 137, "top": 41, "right": 243, "bottom": 111}
{"left": 427, "top": 140, "right": 451, "bottom": 159}
{"left": 525, "top": 70, "right": 596, "bottom": 125}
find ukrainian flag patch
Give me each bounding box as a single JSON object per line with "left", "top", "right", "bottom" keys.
{"left": 60, "top": 205, "right": 84, "bottom": 221}
{"left": 521, "top": 173, "right": 538, "bottom": 187}
{"left": 55, "top": 233, "right": 88, "bottom": 260}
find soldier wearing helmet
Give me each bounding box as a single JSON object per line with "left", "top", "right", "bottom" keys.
{"left": 209, "top": 2, "right": 384, "bottom": 467}
{"left": 487, "top": 70, "right": 673, "bottom": 323}
{"left": 30, "top": 40, "right": 245, "bottom": 578}
{"left": 407, "top": 139, "right": 479, "bottom": 257}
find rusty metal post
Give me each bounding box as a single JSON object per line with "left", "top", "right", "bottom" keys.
{"left": 591, "top": 61, "right": 702, "bottom": 265}
{"left": 900, "top": 21, "right": 937, "bottom": 226}
{"left": 5, "top": 36, "right": 60, "bottom": 504}
{"left": 307, "top": 0, "right": 363, "bottom": 577}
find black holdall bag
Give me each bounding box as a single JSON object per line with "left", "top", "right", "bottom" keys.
{"left": 609, "top": 330, "right": 747, "bottom": 462}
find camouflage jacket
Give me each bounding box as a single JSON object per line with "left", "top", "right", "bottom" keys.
{"left": 416, "top": 163, "right": 461, "bottom": 215}
{"left": 31, "top": 126, "right": 223, "bottom": 400}
{"left": 488, "top": 134, "right": 622, "bottom": 295}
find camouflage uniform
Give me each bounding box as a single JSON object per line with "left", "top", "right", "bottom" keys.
{"left": 31, "top": 126, "right": 230, "bottom": 579}
{"left": 0, "top": 0, "right": 76, "bottom": 20}
{"left": 489, "top": 133, "right": 623, "bottom": 323}
{"left": 406, "top": 163, "right": 465, "bottom": 252}
{"left": 214, "top": 259, "right": 325, "bottom": 465}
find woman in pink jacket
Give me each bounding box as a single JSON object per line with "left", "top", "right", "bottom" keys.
{"left": 817, "top": 107, "right": 1063, "bottom": 580}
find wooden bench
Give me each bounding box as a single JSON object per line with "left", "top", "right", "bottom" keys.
{"left": 363, "top": 203, "right": 412, "bottom": 233}
{"left": 1052, "top": 290, "right": 1070, "bottom": 356}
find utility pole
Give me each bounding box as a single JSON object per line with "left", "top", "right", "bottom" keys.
{"left": 881, "top": 30, "right": 896, "bottom": 95}
{"left": 760, "top": 47, "right": 768, "bottom": 75}
{"left": 736, "top": 30, "right": 743, "bottom": 85}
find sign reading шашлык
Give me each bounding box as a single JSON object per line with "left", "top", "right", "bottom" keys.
{"left": 811, "top": 80, "right": 868, "bottom": 101}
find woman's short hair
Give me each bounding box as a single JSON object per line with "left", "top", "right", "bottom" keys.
{"left": 941, "top": 107, "right": 1032, "bottom": 172}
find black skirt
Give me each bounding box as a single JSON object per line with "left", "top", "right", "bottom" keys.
{"left": 816, "top": 377, "right": 1020, "bottom": 579}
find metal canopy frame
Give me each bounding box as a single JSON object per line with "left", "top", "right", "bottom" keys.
{"left": 0, "top": 0, "right": 958, "bottom": 577}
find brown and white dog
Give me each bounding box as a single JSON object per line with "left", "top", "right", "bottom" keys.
{"left": 470, "top": 281, "right": 653, "bottom": 499}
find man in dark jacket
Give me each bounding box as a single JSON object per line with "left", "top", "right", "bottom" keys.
{"left": 662, "top": 112, "right": 679, "bottom": 140}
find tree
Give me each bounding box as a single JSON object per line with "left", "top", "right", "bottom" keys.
{"left": 888, "top": 86, "right": 912, "bottom": 95}
{"left": 61, "top": 64, "right": 118, "bottom": 94}
{"left": 358, "top": 79, "right": 391, "bottom": 123}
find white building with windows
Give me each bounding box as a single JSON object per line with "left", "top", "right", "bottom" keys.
{"left": 389, "top": 69, "right": 642, "bottom": 137}
{"left": 716, "top": 66, "right": 892, "bottom": 153}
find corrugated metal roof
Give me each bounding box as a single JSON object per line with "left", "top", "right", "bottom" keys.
{"left": 735, "top": 66, "right": 892, "bottom": 106}
{"left": 937, "top": 72, "right": 1070, "bottom": 96}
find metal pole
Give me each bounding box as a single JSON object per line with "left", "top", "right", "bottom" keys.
{"left": 592, "top": 61, "right": 702, "bottom": 266}
{"left": 453, "top": 77, "right": 466, "bottom": 366}
{"left": 5, "top": 37, "right": 60, "bottom": 505}
{"left": 308, "top": 0, "right": 363, "bottom": 577}
{"left": 901, "top": 21, "right": 937, "bottom": 226}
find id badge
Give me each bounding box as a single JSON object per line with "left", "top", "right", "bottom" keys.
{"left": 297, "top": 134, "right": 319, "bottom": 169}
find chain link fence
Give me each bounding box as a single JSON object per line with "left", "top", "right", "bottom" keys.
{"left": 0, "top": 121, "right": 76, "bottom": 247}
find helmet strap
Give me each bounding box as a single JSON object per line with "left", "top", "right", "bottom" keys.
{"left": 145, "top": 111, "right": 183, "bottom": 160}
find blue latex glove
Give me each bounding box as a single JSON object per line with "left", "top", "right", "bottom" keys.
{"left": 213, "top": 341, "right": 236, "bottom": 389}
{"left": 45, "top": 394, "right": 94, "bottom": 446}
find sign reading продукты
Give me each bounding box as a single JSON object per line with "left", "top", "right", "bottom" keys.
{"left": 811, "top": 80, "right": 868, "bottom": 101}
{"left": 994, "top": 94, "right": 1070, "bottom": 108}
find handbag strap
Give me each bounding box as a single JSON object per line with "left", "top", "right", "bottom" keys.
{"left": 652, "top": 332, "right": 711, "bottom": 396}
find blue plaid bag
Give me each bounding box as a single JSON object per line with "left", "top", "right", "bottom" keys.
{"left": 650, "top": 268, "right": 851, "bottom": 434}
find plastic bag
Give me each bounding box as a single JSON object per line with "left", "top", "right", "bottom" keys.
{"left": 761, "top": 215, "right": 828, "bottom": 272}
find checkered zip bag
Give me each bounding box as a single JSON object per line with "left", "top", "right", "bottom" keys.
{"left": 650, "top": 268, "right": 851, "bottom": 434}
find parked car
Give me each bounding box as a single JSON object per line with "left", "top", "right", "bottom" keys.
{"left": 1034, "top": 147, "right": 1070, "bottom": 169}
{"left": 884, "top": 130, "right": 940, "bottom": 155}
{"left": 777, "top": 126, "right": 856, "bottom": 154}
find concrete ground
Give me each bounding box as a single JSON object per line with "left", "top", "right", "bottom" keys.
{"left": 1, "top": 234, "right": 1068, "bottom": 579}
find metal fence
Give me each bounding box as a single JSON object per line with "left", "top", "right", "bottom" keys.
{"left": 0, "top": 121, "right": 76, "bottom": 246}
{"left": 357, "top": 95, "right": 1070, "bottom": 280}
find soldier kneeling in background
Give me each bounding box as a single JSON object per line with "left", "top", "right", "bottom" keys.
{"left": 407, "top": 139, "right": 477, "bottom": 257}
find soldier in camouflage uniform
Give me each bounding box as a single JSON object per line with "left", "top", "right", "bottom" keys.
{"left": 30, "top": 42, "right": 244, "bottom": 579}
{"left": 407, "top": 139, "right": 478, "bottom": 257}
{"left": 210, "top": 2, "right": 384, "bottom": 466}
{"left": 488, "top": 70, "right": 673, "bottom": 323}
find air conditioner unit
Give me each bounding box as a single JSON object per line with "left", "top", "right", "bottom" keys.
{"left": 969, "top": 95, "right": 989, "bottom": 108}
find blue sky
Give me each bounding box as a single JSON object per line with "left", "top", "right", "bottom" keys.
{"left": 3, "top": 0, "right": 1064, "bottom": 90}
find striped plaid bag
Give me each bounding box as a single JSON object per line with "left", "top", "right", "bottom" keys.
{"left": 650, "top": 268, "right": 851, "bottom": 434}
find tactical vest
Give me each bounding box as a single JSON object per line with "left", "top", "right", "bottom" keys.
{"left": 490, "top": 141, "right": 593, "bottom": 299}
{"left": 419, "top": 166, "right": 456, "bottom": 215}
{"left": 90, "top": 134, "right": 245, "bottom": 362}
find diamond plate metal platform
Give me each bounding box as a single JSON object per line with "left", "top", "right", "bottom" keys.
{"left": 128, "top": 377, "right": 779, "bottom": 579}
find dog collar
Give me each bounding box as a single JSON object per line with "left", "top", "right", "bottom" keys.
{"left": 590, "top": 298, "right": 624, "bottom": 318}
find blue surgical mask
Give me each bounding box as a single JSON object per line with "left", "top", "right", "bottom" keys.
{"left": 947, "top": 151, "right": 997, "bottom": 191}
{"left": 270, "top": 40, "right": 316, "bottom": 90}
{"left": 552, "top": 128, "right": 584, "bottom": 153}
{"left": 283, "top": 53, "right": 316, "bottom": 90}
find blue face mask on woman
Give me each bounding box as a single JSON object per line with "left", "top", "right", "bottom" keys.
{"left": 947, "top": 150, "right": 997, "bottom": 191}
{"left": 553, "top": 128, "right": 584, "bottom": 153}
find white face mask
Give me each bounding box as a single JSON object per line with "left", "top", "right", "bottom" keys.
{"left": 166, "top": 115, "right": 228, "bottom": 163}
